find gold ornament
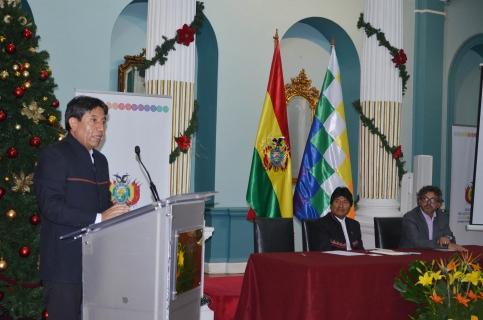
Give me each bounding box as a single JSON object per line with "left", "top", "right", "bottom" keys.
{"left": 48, "top": 115, "right": 57, "bottom": 125}
{"left": 6, "top": 209, "right": 16, "bottom": 219}
{"left": 0, "top": 70, "right": 8, "bottom": 79}
{"left": 14, "top": 71, "right": 20, "bottom": 77}
{"left": 21, "top": 101, "right": 45, "bottom": 124}
{"left": 58, "top": 133, "right": 65, "bottom": 141}
{"left": 12, "top": 64, "right": 19, "bottom": 71}
{"left": 23, "top": 80, "right": 31, "bottom": 88}
{"left": 4, "top": 176, "right": 9, "bottom": 182}
{"left": 42, "top": 96, "right": 48, "bottom": 101}
{"left": 17, "top": 16, "right": 27, "bottom": 25}
{"left": 3, "top": 14, "right": 12, "bottom": 24}
{"left": 22, "top": 70, "right": 29, "bottom": 77}
{"left": 0, "top": 35, "right": 5, "bottom": 43}
{"left": 24, "top": 62, "right": 30, "bottom": 69}
{"left": 0, "top": 258, "right": 7, "bottom": 271}
{"left": 11, "top": 171, "right": 34, "bottom": 193}
{"left": 29, "top": 47, "right": 36, "bottom": 53}
{"left": 15, "top": 123, "right": 21, "bottom": 130}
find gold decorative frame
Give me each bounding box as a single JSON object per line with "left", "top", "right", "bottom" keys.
{"left": 284, "top": 69, "right": 320, "bottom": 114}
{"left": 117, "top": 49, "right": 146, "bottom": 92}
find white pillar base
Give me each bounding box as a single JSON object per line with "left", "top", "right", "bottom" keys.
{"left": 356, "top": 198, "right": 402, "bottom": 249}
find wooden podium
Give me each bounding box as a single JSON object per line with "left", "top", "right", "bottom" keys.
{"left": 65, "top": 192, "right": 213, "bottom": 320}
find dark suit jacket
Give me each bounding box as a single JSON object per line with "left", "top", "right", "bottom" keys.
{"left": 399, "top": 207, "right": 455, "bottom": 249}
{"left": 305, "top": 213, "right": 364, "bottom": 251}
{"left": 35, "top": 134, "right": 111, "bottom": 283}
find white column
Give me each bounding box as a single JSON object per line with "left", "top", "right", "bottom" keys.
{"left": 358, "top": 0, "right": 403, "bottom": 248}
{"left": 145, "top": 0, "right": 196, "bottom": 195}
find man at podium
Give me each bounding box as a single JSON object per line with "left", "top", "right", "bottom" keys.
{"left": 34, "top": 96, "right": 129, "bottom": 320}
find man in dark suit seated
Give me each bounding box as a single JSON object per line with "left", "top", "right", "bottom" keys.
{"left": 400, "top": 185, "right": 466, "bottom": 251}
{"left": 309, "top": 187, "right": 364, "bottom": 251}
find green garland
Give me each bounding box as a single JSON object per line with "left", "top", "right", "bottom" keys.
{"left": 353, "top": 100, "right": 407, "bottom": 182}
{"left": 169, "top": 101, "right": 198, "bottom": 164}
{"left": 357, "top": 13, "right": 410, "bottom": 95}
{"left": 139, "top": 1, "right": 205, "bottom": 73}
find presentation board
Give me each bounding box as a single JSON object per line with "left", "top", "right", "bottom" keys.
{"left": 76, "top": 90, "right": 172, "bottom": 208}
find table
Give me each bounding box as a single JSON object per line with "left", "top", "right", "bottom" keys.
{"left": 234, "top": 246, "right": 483, "bottom": 320}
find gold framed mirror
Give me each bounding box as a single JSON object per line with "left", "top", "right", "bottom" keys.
{"left": 118, "top": 49, "right": 146, "bottom": 93}
{"left": 284, "top": 69, "right": 320, "bottom": 183}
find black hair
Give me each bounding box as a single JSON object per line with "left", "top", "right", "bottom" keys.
{"left": 64, "top": 96, "right": 109, "bottom": 131}
{"left": 417, "top": 185, "right": 443, "bottom": 202}
{"left": 330, "top": 187, "right": 353, "bottom": 205}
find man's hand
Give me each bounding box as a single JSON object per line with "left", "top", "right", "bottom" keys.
{"left": 447, "top": 243, "right": 467, "bottom": 252}
{"left": 437, "top": 236, "right": 451, "bottom": 247}
{"left": 101, "top": 204, "right": 129, "bottom": 221}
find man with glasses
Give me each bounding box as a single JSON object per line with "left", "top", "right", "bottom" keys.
{"left": 400, "top": 185, "right": 466, "bottom": 251}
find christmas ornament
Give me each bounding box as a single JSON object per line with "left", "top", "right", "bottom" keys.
{"left": 48, "top": 114, "right": 57, "bottom": 125}
{"left": 17, "top": 15, "right": 27, "bottom": 26}
{"left": 29, "top": 47, "right": 36, "bottom": 53}
{"left": 21, "top": 101, "right": 45, "bottom": 123}
{"left": 175, "top": 135, "right": 191, "bottom": 152}
{"left": 0, "top": 70, "right": 8, "bottom": 79}
{"left": 6, "top": 146, "right": 17, "bottom": 158}
{"left": 0, "top": 35, "right": 5, "bottom": 42}
{"left": 12, "top": 63, "right": 19, "bottom": 71}
{"left": 19, "top": 246, "right": 30, "bottom": 257}
{"left": 6, "top": 209, "right": 16, "bottom": 219}
{"left": 5, "top": 42, "right": 15, "bottom": 54}
{"left": 4, "top": 176, "right": 9, "bottom": 182}
{"left": 30, "top": 136, "right": 41, "bottom": 147}
{"left": 39, "top": 70, "right": 49, "bottom": 80}
{"left": 15, "top": 123, "right": 21, "bottom": 130}
{"left": 22, "top": 70, "right": 29, "bottom": 77}
{"left": 392, "top": 145, "right": 403, "bottom": 160}
{"left": 24, "top": 62, "right": 30, "bottom": 69}
{"left": 0, "top": 258, "right": 7, "bottom": 270}
{"left": 3, "top": 14, "right": 12, "bottom": 24}
{"left": 42, "top": 309, "right": 48, "bottom": 319}
{"left": 52, "top": 99, "right": 59, "bottom": 108}
{"left": 0, "top": 186, "right": 5, "bottom": 199}
{"left": 30, "top": 213, "right": 40, "bottom": 225}
{"left": 14, "top": 71, "right": 20, "bottom": 77}
{"left": 42, "top": 96, "right": 48, "bottom": 101}
{"left": 0, "top": 109, "right": 6, "bottom": 121}
{"left": 13, "top": 86, "right": 25, "bottom": 97}
{"left": 176, "top": 24, "right": 196, "bottom": 46}
{"left": 22, "top": 27, "right": 32, "bottom": 39}
{"left": 23, "top": 79, "right": 31, "bottom": 88}
{"left": 11, "top": 171, "right": 34, "bottom": 193}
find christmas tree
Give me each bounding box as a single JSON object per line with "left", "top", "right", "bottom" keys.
{"left": 0, "top": 0, "right": 64, "bottom": 318}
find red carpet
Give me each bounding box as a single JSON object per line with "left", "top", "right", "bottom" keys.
{"left": 204, "top": 275, "right": 243, "bottom": 320}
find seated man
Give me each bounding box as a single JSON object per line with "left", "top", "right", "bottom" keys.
{"left": 307, "top": 187, "right": 363, "bottom": 251}
{"left": 400, "top": 185, "right": 466, "bottom": 251}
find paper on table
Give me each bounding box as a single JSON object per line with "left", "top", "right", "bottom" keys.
{"left": 323, "top": 250, "right": 366, "bottom": 256}
{"left": 370, "top": 249, "right": 421, "bottom": 256}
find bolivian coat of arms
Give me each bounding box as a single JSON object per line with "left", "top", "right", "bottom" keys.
{"left": 110, "top": 174, "right": 141, "bottom": 206}
{"left": 262, "top": 137, "right": 290, "bottom": 171}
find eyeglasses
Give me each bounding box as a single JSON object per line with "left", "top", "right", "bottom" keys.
{"left": 420, "top": 196, "right": 442, "bottom": 204}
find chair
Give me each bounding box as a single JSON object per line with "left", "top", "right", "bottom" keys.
{"left": 301, "top": 218, "right": 326, "bottom": 251}
{"left": 373, "top": 217, "right": 403, "bottom": 249}
{"left": 253, "top": 217, "right": 294, "bottom": 253}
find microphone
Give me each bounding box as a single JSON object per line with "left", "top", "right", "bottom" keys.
{"left": 134, "top": 145, "right": 161, "bottom": 202}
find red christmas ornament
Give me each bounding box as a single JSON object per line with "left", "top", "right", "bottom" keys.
{"left": 52, "top": 99, "right": 60, "bottom": 108}
{"left": 6, "top": 146, "right": 18, "bottom": 158}
{"left": 0, "top": 109, "right": 6, "bottom": 122}
{"left": 22, "top": 27, "right": 33, "bottom": 39}
{"left": 175, "top": 135, "right": 191, "bottom": 152}
{"left": 5, "top": 42, "right": 16, "bottom": 54}
{"left": 176, "top": 24, "right": 196, "bottom": 46}
{"left": 19, "top": 246, "right": 30, "bottom": 257}
{"left": 392, "top": 49, "right": 407, "bottom": 67}
{"left": 0, "top": 186, "right": 5, "bottom": 199}
{"left": 42, "top": 309, "right": 49, "bottom": 319}
{"left": 30, "top": 213, "right": 41, "bottom": 225}
{"left": 29, "top": 135, "right": 41, "bottom": 147}
{"left": 13, "top": 86, "right": 25, "bottom": 97}
{"left": 0, "top": 291, "right": 4, "bottom": 301}
{"left": 39, "top": 70, "right": 49, "bottom": 80}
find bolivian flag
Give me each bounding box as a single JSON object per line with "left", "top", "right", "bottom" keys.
{"left": 246, "top": 37, "right": 293, "bottom": 220}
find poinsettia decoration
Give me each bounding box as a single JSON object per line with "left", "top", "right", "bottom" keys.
{"left": 176, "top": 24, "right": 196, "bottom": 46}
{"left": 175, "top": 135, "right": 191, "bottom": 152}
{"left": 392, "top": 49, "right": 407, "bottom": 67}
{"left": 392, "top": 145, "right": 403, "bottom": 159}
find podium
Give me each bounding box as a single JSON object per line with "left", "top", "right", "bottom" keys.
{"left": 66, "top": 192, "right": 213, "bottom": 320}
